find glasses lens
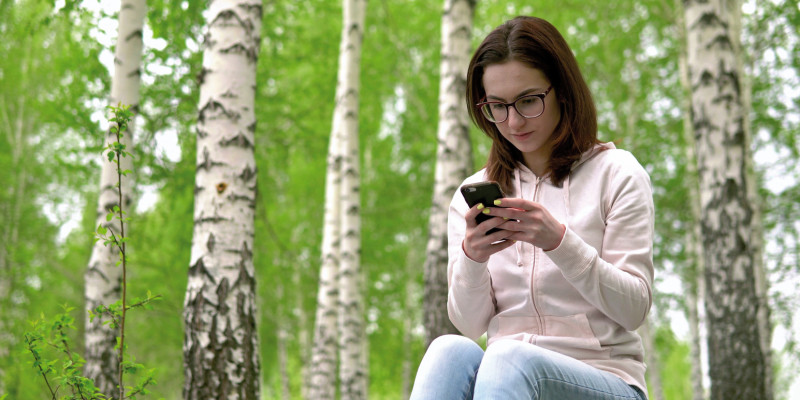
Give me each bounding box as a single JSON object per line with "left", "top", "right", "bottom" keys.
{"left": 515, "top": 95, "right": 544, "bottom": 118}
{"left": 480, "top": 103, "right": 506, "bottom": 123}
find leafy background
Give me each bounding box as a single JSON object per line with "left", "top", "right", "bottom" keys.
{"left": 0, "top": 0, "right": 798, "bottom": 399}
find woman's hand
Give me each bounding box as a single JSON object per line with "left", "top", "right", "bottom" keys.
{"left": 481, "top": 198, "right": 565, "bottom": 251}
{"left": 462, "top": 203, "right": 516, "bottom": 263}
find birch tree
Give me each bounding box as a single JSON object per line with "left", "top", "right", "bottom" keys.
{"left": 182, "top": 1, "right": 262, "bottom": 399}
{"left": 336, "top": 1, "right": 367, "bottom": 398}
{"left": 675, "top": 0, "right": 707, "bottom": 397}
{"left": 307, "top": 54, "right": 345, "bottom": 400}
{"left": 84, "top": 0, "right": 146, "bottom": 393}
{"left": 731, "top": 6, "right": 773, "bottom": 397}
{"left": 683, "top": 0, "right": 770, "bottom": 398}
{"left": 422, "top": 0, "right": 475, "bottom": 348}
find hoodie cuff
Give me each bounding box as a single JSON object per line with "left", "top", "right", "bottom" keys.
{"left": 545, "top": 228, "right": 596, "bottom": 280}
{"left": 454, "top": 246, "right": 491, "bottom": 288}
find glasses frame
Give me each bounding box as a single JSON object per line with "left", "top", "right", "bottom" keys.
{"left": 476, "top": 86, "right": 553, "bottom": 123}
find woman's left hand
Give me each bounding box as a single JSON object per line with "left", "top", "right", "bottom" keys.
{"left": 482, "top": 197, "right": 566, "bottom": 251}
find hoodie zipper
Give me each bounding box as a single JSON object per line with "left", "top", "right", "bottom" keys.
{"left": 530, "top": 175, "right": 545, "bottom": 336}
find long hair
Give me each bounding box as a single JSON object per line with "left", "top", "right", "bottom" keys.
{"left": 466, "top": 16, "right": 599, "bottom": 193}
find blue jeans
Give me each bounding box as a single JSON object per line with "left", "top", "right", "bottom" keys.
{"left": 410, "top": 335, "right": 647, "bottom": 400}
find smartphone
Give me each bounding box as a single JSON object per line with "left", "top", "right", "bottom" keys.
{"left": 460, "top": 181, "right": 506, "bottom": 234}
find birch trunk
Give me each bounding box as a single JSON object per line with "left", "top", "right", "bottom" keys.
{"left": 675, "top": 1, "right": 707, "bottom": 396}
{"left": 731, "top": 7, "right": 773, "bottom": 397}
{"left": 306, "top": 49, "right": 345, "bottom": 398}
{"left": 684, "top": 0, "right": 770, "bottom": 398}
{"left": 422, "top": 0, "right": 475, "bottom": 347}
{"left": 84, "top": 0, "right": 145, "bottom": 394}
{"left": 182, "top": 1, "right": 262, "bottom": 399}
{"left": 336, "top": 1, "right": 367, "bottom": 398}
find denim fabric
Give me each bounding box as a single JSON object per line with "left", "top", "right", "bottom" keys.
{"left": 410, "top": 335, "right": 647, "bottom": 400}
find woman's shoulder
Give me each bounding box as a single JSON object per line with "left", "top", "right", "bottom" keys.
{"left": 582, "top": 144, "right": 649, "bottom": 179}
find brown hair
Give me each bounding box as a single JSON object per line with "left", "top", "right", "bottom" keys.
{"left": 466, "top": 16, "right": 599, "bottom": 193}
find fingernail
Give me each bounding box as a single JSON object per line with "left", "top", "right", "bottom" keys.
{"left": 494, "top": 199, "right": 502, "bottom": 206}
{"left": 482, "top": 208, "right": 490, "bottom": 214}
{"left": 477, "top": 203, "right": 484, "bottom": 210}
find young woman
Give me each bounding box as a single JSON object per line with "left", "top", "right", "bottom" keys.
{"left": 410, "top": 16, "right": 654, "bottom": 400}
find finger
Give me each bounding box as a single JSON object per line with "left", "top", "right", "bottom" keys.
{"left": 479, "top": 205, "right": 526, "bottom": 222}
{"left": 488, "top": 236, "right": 516, "bottom": 252}
{"left": 485, "top": 226, "right": 514, "bottom": 242}
{"left": 464, "top": 203, "right": 485, "bottom": 227}
{"left": 491, "top": 197, "right": 536, "bottom": 211}
{"left": 497, "top": 218, "right": 523, "bottom": 232}
{"left": 476, "top": 212, "right": 507, "bottom": 232}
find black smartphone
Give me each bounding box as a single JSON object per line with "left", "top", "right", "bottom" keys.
{"left": 460, "top": 181, "right": 506, "bottom": 234}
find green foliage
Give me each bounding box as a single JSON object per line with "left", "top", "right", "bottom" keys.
{"left": 652, "top": 325, "right": 693, "bottom": 400}
{"left": 24, "top": 306, "right": 107, "bottom": 400}
{"left": 19, "top": 105, "right": 161, "bottom": 400}
{"left": 1, "top": 0, "right": 799, "bottom": 399}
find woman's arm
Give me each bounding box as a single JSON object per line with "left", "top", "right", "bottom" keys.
{"left": 446, "top": 188, "right": 501, "bottom": 340}
{"left": 547, "top": 156, "right": 654, "bottom": 330}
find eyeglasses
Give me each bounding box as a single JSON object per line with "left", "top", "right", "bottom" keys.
{"left": 476, "top": 86, "right": 553, "bottom": 123}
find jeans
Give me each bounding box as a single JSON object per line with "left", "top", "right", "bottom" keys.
{"left": 409, "top": 335, "right": 647, "bottom": 400}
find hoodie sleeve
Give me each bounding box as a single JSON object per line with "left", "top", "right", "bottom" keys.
{"left": 546, "top": 152, "right": 654, "bottom": 331}
{"left": 446, "top": 186, "right": 496, "bottom": 341}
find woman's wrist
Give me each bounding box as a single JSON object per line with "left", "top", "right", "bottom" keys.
{"left": 462, "top": 240, "right": 489, "bottom": 263}
{"left": 543, "top": 224, "right": 566, "bottom": 252}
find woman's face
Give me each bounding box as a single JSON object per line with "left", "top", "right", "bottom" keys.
{"left": 482, "top": 60, "right": 561, "bottom": 171}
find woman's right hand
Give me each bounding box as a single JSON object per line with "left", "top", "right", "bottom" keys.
{"left": 462, "top": 203, "right": 516, "bottom": 263}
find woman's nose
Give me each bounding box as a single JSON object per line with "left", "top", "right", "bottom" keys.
{"left": 507, "top": 106, "right": 526, "bottom": 130}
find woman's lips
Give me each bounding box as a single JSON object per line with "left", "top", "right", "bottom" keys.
{"left": 512, "top": 131, "right": 533, "bottom": 140}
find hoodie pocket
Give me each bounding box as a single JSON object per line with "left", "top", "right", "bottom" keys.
{"left": 538, "top": 313, "right": 611, "bottom": 359}
{"left": 488, "top": 314, "right": 611, "bottom": 360}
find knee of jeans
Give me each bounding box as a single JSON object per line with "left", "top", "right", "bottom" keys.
{"left": 427, "top": 335, "right": 482, "bottom": 358}
{"left": 484, "top": 339, "right": 552, "bottom": 368}
{"left": 484, "top": 339, "right": 522, "bottom": 358}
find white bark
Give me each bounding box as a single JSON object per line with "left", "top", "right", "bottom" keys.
{"left": 684, "top": 0, "right": 770, "bottom": 398}
{"left": 675, "top": 1, "right": 708, "bottom": 396}
{"left": 336, "top": 1, "right": 367, "bottom": 399}
{"left": 182, "top": 1, "right": 262, "bottom": 399}
{"left": 731, "top": 6, "right": 773, "bottom": 397}
{"left": 84, "top": 0, "right": 145, "bottom": 394}
{"left": 307, "top": 61, "right": 344, "bottom": 400}
{"left": 422, "top": 0, "right": 475, "bottom": 347}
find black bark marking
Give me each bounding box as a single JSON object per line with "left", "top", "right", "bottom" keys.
{"left": 239, "top": 165, "right": 257, "bottom": 182}
{"left": 220, "top": 132, "right": 254, "bottom": 149}
{"left": 206, "top": 232, "right": 216, "bottom": 253}
{"left": 188, "top": 258, "right": 216, "bottom": 284}
{"left": 198, "top": 98, "right": 241, "bottom": 124}
{"left": 197, "top": 146, "right": 225, "bottom": 172}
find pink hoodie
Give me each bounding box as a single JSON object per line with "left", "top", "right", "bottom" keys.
{"left": 447, "top": 143, "right": 654, "bottom": 396}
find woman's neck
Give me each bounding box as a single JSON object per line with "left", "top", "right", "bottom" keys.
{"left": 522, "top": 149, "right": 550, "bottom": 177}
